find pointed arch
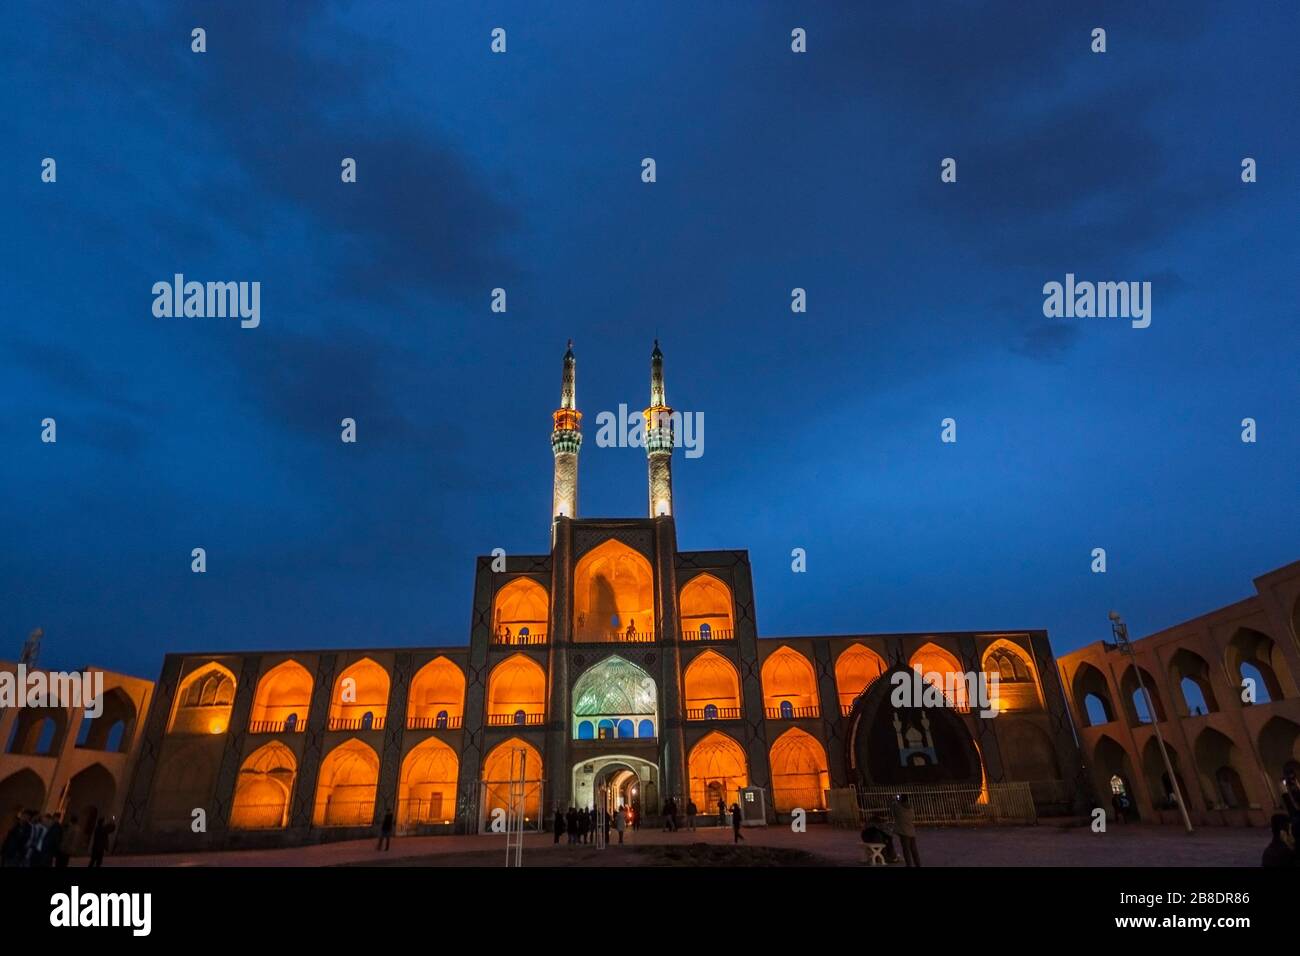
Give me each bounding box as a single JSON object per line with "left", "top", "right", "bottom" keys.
{"left": 328, "top": 658, "right": 390, "bottom": 730}
{"left": 688, "top": 731, "right": 749, "bottom": 812}
{"left": 0, "top": 769, "right": 46, "bottom": 817}
{"left": 1193, "top": 727, "right": 1248, "bottom": 810}
{"left": 981, "top": 639, "right": 1042, "bottom": 712}
{"left": 313, "top": 738, "right": 379, "bottom": 827}
{"left": 679, "top": 572, "right": 735, "bottom": 639}
{"left": 407, "top": 656, "right": 466, "bottom": 728}
{"left": 769, "top": 728, "right": 830, "bottom": 811}
{"left": 1258, "top": 716, "right": 1300, "bottom": 784}
{"left": 7, "top": 707, "right": 68, "bottom": 756}
{"left": 1118, "top": 664, "right": 1166, "bottom": 726}
{"left": 1169, "top": 649, "right": 1219, "bottom": 716}
{"left": 761, "top": 645, "right": 820, "bottom": 718}
{"left": 492, "top": 577, "right": 549, "bottom": 643}
{"left": 1227, "top": 627, "right": 1288, "bottom": 703}
{"left": 169, "top": 661, "right": 237, "bottom": 735}
{"left": 76, "top": 687, "right": 138, "bottom": 752}
{"left": 481, "top": 738, "right": 542, "bottom": 823}
{"left": 909, "top": 642, "right": 969, "bottom": 711}
{"left": 230, "top": 741, "right": 297, "bottom": 829}
{"left": 249, "top": 660, "right": 313, "bottom": 732}
{"left": 572, "top": 539, "right": 654, "bottom": 642}
{"left": 486, "top": 654, "right": 546, "bottom": 725}
{"left": 834, "top": 643, "right": 886, "bottom": 715}
{"left": 1071, "top": 663, "right": 1116, "bottom": 727}
{"left": 684, "top": 650, "right": 742, "bottom": 720}
{"left": 1091, "top": 733, "right": 1138, "bottom": 817}
{"left": 399, "top": 737, "right": 459, "bottom": 826}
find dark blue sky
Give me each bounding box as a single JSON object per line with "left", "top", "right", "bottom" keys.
{"left": 3, "top": 1, "right": 1297, "bottom": 678}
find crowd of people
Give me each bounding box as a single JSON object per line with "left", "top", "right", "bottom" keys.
{"left": 549, "top": 797, "right": 747, "bottom": 845}
{"left": 0, "top": 808, "right": 117, "bottom": 867}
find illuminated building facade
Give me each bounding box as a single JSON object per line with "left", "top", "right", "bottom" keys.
{"left": 0, "top": 662, "right": 154, "bottom": 840}
{"left": 113, "top": 344, "right": 1087, "bottom": 851}
{"left": 1058, "top": 560, "right": 1300, "bottom": 827}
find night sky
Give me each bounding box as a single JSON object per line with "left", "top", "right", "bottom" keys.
{"left": 3, "top": 2, "right": 1297, "bottom": 679}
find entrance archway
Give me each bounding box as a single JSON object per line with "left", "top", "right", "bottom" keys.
{"left": 571, "top": 755, "right": 658, "bottom": 817}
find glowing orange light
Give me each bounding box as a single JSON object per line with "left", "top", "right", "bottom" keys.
{"left": 209, "top": 719, "right": 226, "bottom": 734}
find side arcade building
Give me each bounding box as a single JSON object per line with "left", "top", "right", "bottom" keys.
{"left": 115, "top": 344, "right": 1087, "bottom": 851}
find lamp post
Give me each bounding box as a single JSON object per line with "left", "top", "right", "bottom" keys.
{"left": 1109, "top": 611, "right": 1193, "bottom": 833}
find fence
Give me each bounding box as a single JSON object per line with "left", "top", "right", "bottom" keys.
{"left": 840, "top": 782, "right": 1037, "bottom": 826}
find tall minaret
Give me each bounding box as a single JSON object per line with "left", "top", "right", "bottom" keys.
{"left": 645, "top": 339, "right": 674, "bottom": 517}
{"left": 551, "top": 340, "right": 582, "bottom": 523}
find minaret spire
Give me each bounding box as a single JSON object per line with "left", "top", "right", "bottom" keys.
{"left": 645, "top": 339, "right": 674, "bottom": 517}
{"left": 551, "top": 340, "right": 582, "bottom": 525}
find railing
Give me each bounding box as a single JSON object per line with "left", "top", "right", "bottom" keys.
{"left": 681, "top": 628, "right": 734, "bottom": 642}
{"left": 407, "top": 715, "right": 464, "bottom": 730}
{"left": 486, "top": 712, "right": 546, "bottom": 727}
{"left": 853, "top": 782, "right": 1037, "bottom": 826}
{"left": 228, "top": 803, "right": 291, "bottom": 829}
{"left": 840, "top": 703, "right": 853, "bottom": 717}
{"left": 327, "top": 715, "right": 387, "bottom": 731}
{"left": 397, "top": 797, "right": 455, "bottom": 827}
{"left": 314, "top": 800, "right": 376, "bottom": 828}
{"left": 764, "top": 705, "right": 820, "bottom": 720}
{"left": 580, "top": 630, "right": 655, "bottom": 644}
{"left": 492, "top": 631, "right": 547, "bottom": 646}
{"left": 685, "top": 707, "right": 742, "bottom": 721}
{"left": 247, "top": 719, "right": 307, "bottom": 734}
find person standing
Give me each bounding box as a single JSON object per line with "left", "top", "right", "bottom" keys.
{"left": 88, "top": 817, "right": 116, "bottom": 868}
{"left": 686, "top": 799, "right": 698, "bottom": 831}
{"left": 730, "top": 803, "right": 744, "bottom": 843}
{"left": 27, "top": 813, "right": 50, "bottom": 867}
{"left": 566, "top": 806, "right": 578, "bottom": 844}
{"left": 716, "top": 798, "right": 727, "bottom": 827}
{"left": 377, "top": 809, "right": 394, "bottom": 851}
{"left": 891, "top": 795, "right": 920, "bottom": 867}
{"left": 614, "top": 803, "right": 627, "bottom": 844}
{"left": 57, "top": 814, "right": 79, "bottom": 868}
{"left": 1262, "top": 813, "right": 1296, "bottom": 867}
{"left": 553, "top": 806, "right": 566, "bottom": 844}
{"left": 43, "top": 814, "right": 64, "bottom": 868}
{"left": 1, "top": 810, "right": 33, "bottom": 867}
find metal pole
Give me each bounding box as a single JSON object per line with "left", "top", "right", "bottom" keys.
{"left": 1110, "top": 612, "right": 1193, "bottom": 833}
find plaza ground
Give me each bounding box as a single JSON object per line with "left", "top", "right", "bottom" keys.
{"left": 95, "top": 822, "right": 1267, "bottom": 867}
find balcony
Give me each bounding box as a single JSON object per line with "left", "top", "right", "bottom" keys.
{"left": 581, "top": 630, "right": 655, "bottom": 645}
{"left": 486, "top": 712, "right": 546, "bottom": 727}
{"left": 248, "top": 718, "right": 307, "bottom": 734}
{"left": 406, "top": 715, "right": 464, "bottom": 730}
{"left": 686, "top": 707, "right": 742, "bottom": 721}
{"left": 764, "top": 705, "right": 820, "bottom": 720}
{"left": 491, "top": 630, "right": 547, "bottom": 646}
{"left": 327, "top": 715, "right": 387, "bottom": 732}
{"left": 681, "top": 628, "right": 734, "bottom": 642}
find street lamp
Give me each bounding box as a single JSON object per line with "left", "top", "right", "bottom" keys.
{"left": 1109, "top": 611, "right": 1193, "bottom": 833}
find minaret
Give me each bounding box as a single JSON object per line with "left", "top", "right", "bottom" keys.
{"left": 551, "top": 340, "right": 582, "bottom": 524}
{"left": 645, "top": 340, "right": 674, "bottom": 517}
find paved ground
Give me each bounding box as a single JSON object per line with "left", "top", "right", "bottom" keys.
{"left": 96, "top": 822, "right": 1267, "bottom": 867}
